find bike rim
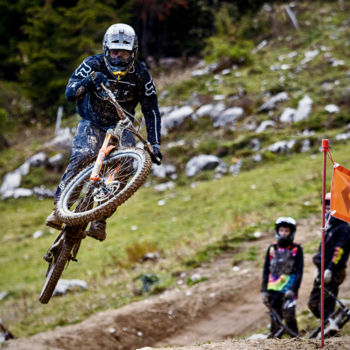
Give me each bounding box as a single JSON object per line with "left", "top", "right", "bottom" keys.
{"left": 61, "top": 151, "right": 144, "bottom": 216}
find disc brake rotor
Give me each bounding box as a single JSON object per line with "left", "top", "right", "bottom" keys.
{"left": 93, "top": 180, "right": 121, "bottom": 202}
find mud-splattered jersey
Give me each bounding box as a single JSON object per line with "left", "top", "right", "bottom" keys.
{"left": 65, "top": 54, "right": 161, "bottom": 146}
{"left": 261, "top": 243, "right": 303, "bottom": 294}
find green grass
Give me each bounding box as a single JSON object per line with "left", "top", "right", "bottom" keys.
{"left": 2, "top": 139, "right": 350, "bottom": 336}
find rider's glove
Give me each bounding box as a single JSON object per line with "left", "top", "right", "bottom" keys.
{"left": 91, "top": 72, "right": 109, "bottom": 90}
{"left": 151, "top": 144, "right": 162, "bottom": 165}
{"left": 324, "top": 269, "right": 333, "bottom": 284}
{"left": 261, "top": 291, "right": 269, "bottom": 305}
{"left": 79, "top": 75, "right": 94, "bottom": 90}
{"left": 284, "top": 290, "right": 295, "bottom": 300}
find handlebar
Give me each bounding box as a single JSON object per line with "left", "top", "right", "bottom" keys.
{"left": 91, "top": 72, "right": 161, "bottom": 165}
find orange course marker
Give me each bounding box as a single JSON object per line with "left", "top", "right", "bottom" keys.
{"left": 331, "top": 164, "right": 350, "bottom": 223}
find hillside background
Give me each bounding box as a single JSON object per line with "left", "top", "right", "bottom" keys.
{"left": 1, "top": 0, "right": 350, "bottom": 347}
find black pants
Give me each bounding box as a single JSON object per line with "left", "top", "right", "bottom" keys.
{"left": 308, "top": 268, "right": 346, "bottom": 320}
{"left": 268, "top": 290, "right": 298, "bottom": 337}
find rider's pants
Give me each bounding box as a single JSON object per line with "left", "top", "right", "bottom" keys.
{"left": 54, "top": 119, "right": 135, "bottom": 204}
{"left": 268, "top": 290, "right": 298, "bottom": 337}
{"left": 308, "top": 268, "right": 346, "bottom": 320}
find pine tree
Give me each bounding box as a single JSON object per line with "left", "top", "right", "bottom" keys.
{"left": 18, "top": 0, "right": 131, "bottom": 117}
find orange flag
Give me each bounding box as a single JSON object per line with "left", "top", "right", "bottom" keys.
{"left": 331, "top": 164, "right": 350, "bottom": 223}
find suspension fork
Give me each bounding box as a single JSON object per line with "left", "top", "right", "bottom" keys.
{"left": 90, "top": 130, "right": 116, "bottom": 182}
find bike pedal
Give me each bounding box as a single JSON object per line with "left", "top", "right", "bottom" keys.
{"left": 86, "top": 232, "right": 104, "bottom": 241}
{"left": 69, "top": 256, "right": 78, "bottom": 262}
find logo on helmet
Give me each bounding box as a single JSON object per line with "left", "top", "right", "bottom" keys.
{"left": 103, "top": 23, "right": 138, "bottom": 80}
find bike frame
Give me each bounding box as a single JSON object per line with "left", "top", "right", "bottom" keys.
{"left": 89, "top": 80, "right": 159, "bottom": 183}
{"left": 265, "top": 303, "right": 298, "bottom": 338}
{"left": 307, "top": 289, "right": 350, "bottom": 339}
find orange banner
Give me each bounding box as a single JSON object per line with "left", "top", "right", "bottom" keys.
{"left": 331, "top": 164, "right": 350, "bottom": 223}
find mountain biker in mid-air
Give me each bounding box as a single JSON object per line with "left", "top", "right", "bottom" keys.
{"left": 261, "top": 217, "right": 304, "bottom": 337}
{"left": 308, "top": 192, "right": 350, "bottom": 320}
{"left": 45, "top": 23, "right": 162, "bottom": 241}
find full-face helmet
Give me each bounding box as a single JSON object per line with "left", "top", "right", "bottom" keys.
{"left": 103, "top": 23, "right": 138, "bottom": 79}
{"left": 275, "top": 216, "right": 297, "bottom": 246}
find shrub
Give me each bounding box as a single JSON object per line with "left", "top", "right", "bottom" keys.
{"left": 203, "top": 5, "right": 254, "bottom": 66}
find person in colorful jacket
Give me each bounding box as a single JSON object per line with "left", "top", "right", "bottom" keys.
{"left": 308, "top": 192, "right": 350, "bottom": 320}
{"left": 261, "top": 217, "right": 304, "bottom": 337}
{"left": 45, "top": 23, "right": 162, "bottom": 240}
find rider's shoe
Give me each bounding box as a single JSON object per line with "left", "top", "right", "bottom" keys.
{"left": 45, "top": 210, "right": 62, "bottom": 230}
{"left": 88, "top": 219, "right": 106, "bottom": 241}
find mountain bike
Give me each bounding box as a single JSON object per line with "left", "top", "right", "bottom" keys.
{"left": 307, "top": 290, "right": 350, "bottom": 339}
{"left": 264, "top": 300, "right": 298, "bottom": 338}
{"left": 39, "top": 76, "right": 160, "bottom": 304}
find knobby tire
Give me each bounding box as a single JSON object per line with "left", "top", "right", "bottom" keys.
{"left": 39, "top": 239, "right": 74, "bottom": 304}
{"left": 56, "top": 148, "right": 152, "bottom": 226}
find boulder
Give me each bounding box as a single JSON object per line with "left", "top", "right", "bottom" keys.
{"left": 28, "top": 152, "right": 46, "bottom": 167}
{"left": 161, "top": 106, "right": 194, "bottom": 135}
{"left": 33, "top": 230, "right": 43, "bottom": 239}
{"left": 154, "top": 181, "right": 175, "bottom": 192}
{"left": 212, "top": 107, "right": 244, "bottom": 128}
{"left": 300, "top": 50, "right": 319, "bottom": 65}
{"left": 324, "top": 104, "right": 340, "bottom": 113}
{"left": 44, "top": 127, "right": 73, "bottom": 151}
{"left": 294, "top": 95, "right": 313, "bottom": 122}
{"left": 300, "top": 139, "right": 311, "bottom": 153}
{"left": 193, "top": 104, "right": 215, "bottom": 119}
{"left": 48, "top": 153, "right": 65, "bottom": 169}
{"left": 151, "top": 164, "right": 177, "bottom": 178}
{"left": 1, "top": 188, "right": 33, "bottom": 200}
{"left": 258, "top": 92, "right": 289, "bottom": 112}
{"left": 280, "top": 107, "right": 296, "bottom": 123}
{"left": 268, "top": 140, "right": 296, "bottom": 153}
{"left": 256, "top": 120, "right": 275, "bottom": 133}
{"left": 229, "top": 160, "right": 242, "bottom": 176}
{"left": 33, "top": 186, "right": 55, "bottom": 199}
{"left": 250, "top": 138, "right": 261, "bottom": 151}
{"left": 209, "top": 102, "right": 226, "bottom": 121}
{"left": 252, "top": 154, "right": 262, "bottom": 162}
{"left": 0, "top": 162, "right": 30, "bottom": 196}
{"left": 53, "top": 279, "right": 88, "bottom": 296}
{"left": 185, "top": 155, "right": 220, "bottom": 177}
{"left": 336, "top": 132, "right": 350, "bottom": 141}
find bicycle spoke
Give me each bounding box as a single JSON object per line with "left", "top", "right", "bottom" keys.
{"left": 57, "top": 148, "right": 151, "bottom": 225}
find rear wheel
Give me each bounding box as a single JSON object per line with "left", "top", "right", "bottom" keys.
{"left": 39, "top": 238, "right": 75, "bottom": 304}
{"left": 56, "top": 147, "right": 152, "bottom": 226}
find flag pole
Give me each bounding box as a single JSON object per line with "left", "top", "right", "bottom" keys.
{"left": 320, "top": 139, "right": 329, "bottom": 347}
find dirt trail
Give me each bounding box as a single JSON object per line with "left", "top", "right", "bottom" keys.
{"left": 4, "top": 216, "right": 350, "bottom": 350}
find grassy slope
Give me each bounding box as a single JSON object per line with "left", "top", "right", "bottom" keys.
{"left": 2, "top": 141, "right": 350, "bottom": 336}
{"left": 0, "top": 0, "right": 350, "bottom": 338}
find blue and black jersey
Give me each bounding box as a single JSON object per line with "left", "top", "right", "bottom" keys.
{"left": 65, "top": 54, "right": 161, "bottom": 146}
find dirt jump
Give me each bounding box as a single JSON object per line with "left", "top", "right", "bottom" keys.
{"left": 4, "top": 216, "right": 350, "bottom": 350}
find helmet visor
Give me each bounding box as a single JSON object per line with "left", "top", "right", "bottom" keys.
{"left": 109, "top": 49, "right": 131, "bottom": 64}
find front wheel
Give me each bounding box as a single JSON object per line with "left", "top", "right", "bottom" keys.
{"left": 56, "top": 147, "right": 152, "bottom": 226}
